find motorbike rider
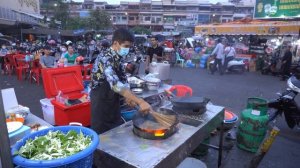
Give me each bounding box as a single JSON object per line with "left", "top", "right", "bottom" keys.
{"left": 224, "top": 43, "right": 236, "bottom": 72}
{"left": 280, "top": 45, "right": 293, "bottom": 81}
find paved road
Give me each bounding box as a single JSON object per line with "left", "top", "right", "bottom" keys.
{"left": 1, "top": 66, "right": 299, "bottom": 168}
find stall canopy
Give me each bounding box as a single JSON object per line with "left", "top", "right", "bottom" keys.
{"left": 195, "top": 19, "right": 300, "bottom": 36}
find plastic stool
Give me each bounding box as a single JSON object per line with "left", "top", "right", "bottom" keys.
{"left": 169, "top": 85, "right": 193, "bottom": 97}
{"left": 177, "top": 157, "right": 207, "bottom": 168}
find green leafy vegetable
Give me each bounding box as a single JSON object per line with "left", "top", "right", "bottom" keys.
{"left": 17, "top": 130, "right": 92, "bottom": 160}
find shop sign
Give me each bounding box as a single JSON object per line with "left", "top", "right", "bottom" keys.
{"left": 254, "top": 0, "right": 300, "bottom": 18}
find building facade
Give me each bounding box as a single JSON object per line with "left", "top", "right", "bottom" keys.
{"left": 40, "top": 0, "right": 255, "bottom": 32}
{"left": 0, "top": 0, "right": 44, "bottom": 35}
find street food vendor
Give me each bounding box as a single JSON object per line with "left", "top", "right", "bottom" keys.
{"left": 145, "top": 36, "right": 164, "bottom": 73}
{"left": 90, "top": 28, "right": 151, "bottom": 134}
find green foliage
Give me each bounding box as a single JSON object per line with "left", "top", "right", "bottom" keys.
{"left": 88, "top": 9, "right": 112, "bottom": 30}
{"left": 131, "top": 26, "right": 151, "bottom": 35}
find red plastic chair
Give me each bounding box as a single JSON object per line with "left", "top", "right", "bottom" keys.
{"left": 14, "top": 54, "right": 29, "bottom": 81}
{"left": 82, "top": 64, "right": 93, "bottom": 81}
{"left": 168, "top": 85, "right": 193, "bottom": 97}
{"left": 30, "top": 59, "right": 42, "bottom": 85}
{"left": 5, "top": 54, "right": 17, "bottom": 75}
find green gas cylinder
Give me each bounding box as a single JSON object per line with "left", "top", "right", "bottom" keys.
{"left": 237, "top": 108, "right": 269, "bottom": 153}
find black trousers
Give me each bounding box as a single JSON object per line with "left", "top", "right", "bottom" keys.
{"left": 224, "top": 56, "right": 234, "bottom": 71}
{"left": 90, "top": 81, "right": 123, "bottom": 134}
{"left": 0, "top": 57, "right": 4, "bottom": 71}
{"left": 212, "top": 58, "right": 223, "bottom": 75}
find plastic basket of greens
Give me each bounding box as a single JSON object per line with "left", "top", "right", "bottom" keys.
{"left": 11, "top": 126, "right": 99, "bottom": 168}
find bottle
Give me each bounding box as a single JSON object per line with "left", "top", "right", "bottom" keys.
{"left": 64, "top": 58, "right": 68, "bottom": 67}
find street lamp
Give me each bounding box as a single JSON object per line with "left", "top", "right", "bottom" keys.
{"left": 54, "top": 3, "right": 57, "bottom": 7}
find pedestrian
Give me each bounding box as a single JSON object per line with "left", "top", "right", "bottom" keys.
{"left": 210, "top": 38, "right": 225, "bottom": 75}
{"left": 224, "top": 43, "right": 236, "bottom": 72}
{"left": 145, "top": 35, "right": 164, "bottom": 74}
{"left": 90, "top": 28, "right": 151, "bottom": 134}
{"left": 0, "top": 44, "right": 8, "bottom": 74}
{"left": 280, "top": 45, "right": 293, "bottom": 81}
{"left": 39, "top": 46, "right": 56, "bottom": 68}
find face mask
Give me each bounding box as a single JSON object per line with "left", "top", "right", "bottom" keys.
{"left": 61, "top": 48, "right": 66, "bottom": 52}
{"left": 117, "top": 47, "right": 130, "bottom": 57}
{"left": 2, "top": 46, "right": 6, "bottom": 49}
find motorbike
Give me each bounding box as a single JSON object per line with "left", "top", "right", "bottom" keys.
{"left": 268, "top": 76, "right": 300, "bottom": 129}
{"left": 209, "top": 58, "right": 246, "bottom": 73}
{"left": 261, "top": 54, "right": 280, "bottom": 75}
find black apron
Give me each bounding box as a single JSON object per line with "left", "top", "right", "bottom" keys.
{"left": 90, "top": 81, "right": 123, "bottom": 134}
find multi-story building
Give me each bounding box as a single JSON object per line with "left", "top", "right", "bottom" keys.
{"left": 40, "top": 0, "right": 255, "bottom": 32}
{"left": 0, "top": 0, "right": 44, "bottom": 36}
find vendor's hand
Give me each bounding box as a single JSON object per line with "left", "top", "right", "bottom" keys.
{"left": 138, "top": 100, "right": 151, "bottom": 114}
{"left": 125, "top": 98, "right": 137, "bottom": 107}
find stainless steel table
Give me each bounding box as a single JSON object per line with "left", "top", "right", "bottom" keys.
{"left": 25, "top": 113, "right": 53, "bottom": 127}
{"left": 95, "top": 104, "right": 224, "bottom": 168}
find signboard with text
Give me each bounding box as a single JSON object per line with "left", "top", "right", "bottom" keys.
{"left": 254, "top": 0, "right": 300, "bottom": 18}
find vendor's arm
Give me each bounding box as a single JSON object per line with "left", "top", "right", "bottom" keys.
{"left": 98, "top": 56, "right": 151, "bottom": 113}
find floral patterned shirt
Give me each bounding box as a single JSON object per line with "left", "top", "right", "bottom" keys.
{"left": 91, "top": 48, "right": 129, "bottom": 93}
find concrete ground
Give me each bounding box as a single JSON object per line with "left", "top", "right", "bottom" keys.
{"left": 1, "top": 65, "right": 299, "bottom": 168}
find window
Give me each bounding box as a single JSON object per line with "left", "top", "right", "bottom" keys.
{"left": 122, "top": 16, "right": 127, "bottom": 20}
{"left": 145, "top": 16, "right": 151, "bottom": 21}
{"left": 129, "top": 16, "right": 135, "bottom": 20}
{"left": 156, "top": 18, "right": 162, "bottom": 23}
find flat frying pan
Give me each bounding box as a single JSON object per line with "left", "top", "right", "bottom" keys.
{"left": 171, "top": 96, "right": 210, "bottom": 110}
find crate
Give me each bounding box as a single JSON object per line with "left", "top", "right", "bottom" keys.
{"left": 40, "top": 98, "right": 55, "bottom": 125}
{"left": 41, "top": 66, "right": 91, "bottom": 126}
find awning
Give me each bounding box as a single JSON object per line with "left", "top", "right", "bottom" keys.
{"left": 163, "top": 25, "right": 175, "bottom": 29}
{"left": 12, "top": 10, "right": 44, "bottom": 19}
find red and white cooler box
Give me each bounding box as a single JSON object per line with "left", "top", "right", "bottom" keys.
{"left": 41, "top": 66, "right": 91, "bottom": 126}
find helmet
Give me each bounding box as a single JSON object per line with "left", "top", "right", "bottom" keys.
{"left": 66, "top": 40, "right": 72, "bottom": 45}
{"left": 76, "top": 56, "right": 84, "bottom": 62}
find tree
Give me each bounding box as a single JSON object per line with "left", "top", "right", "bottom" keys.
{"left": 131, "top": 26, "right": 151, "bottom": 35}
{"left": 65, "top": 17, "right": 89, "bottom": 30}
{"left": 53, "top": 1, "right": 69, "bottom": 29}
{"left": 88, "top": 9, "right": 112, "bottom": 30}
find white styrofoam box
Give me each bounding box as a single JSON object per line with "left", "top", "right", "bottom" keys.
{"left": 40, "top": 98, "right": 55, "bottom": 125}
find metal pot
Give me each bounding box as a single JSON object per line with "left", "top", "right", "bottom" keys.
{"left": 145, "top": 77, "right": 161, "bottom": 91}
{"left": 131, "top": 88, "right": 143, "bottom": 95}
{"left": 149, "top": 61, "right": 170, "bottom": 80}
{"left": 129, "top": 80, "right": 146, "bottom": 89}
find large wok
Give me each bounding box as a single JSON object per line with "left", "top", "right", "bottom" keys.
{"left": 132, "top": 108, "right": 179, "bottom": 140}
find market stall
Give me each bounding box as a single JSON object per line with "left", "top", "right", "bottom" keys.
{"left": 195, "top": 20, "right": 300, "bottom": 71}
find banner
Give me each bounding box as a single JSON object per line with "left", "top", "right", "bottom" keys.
{"left": 254, "top": 0, "right": 300, "bottom": 18}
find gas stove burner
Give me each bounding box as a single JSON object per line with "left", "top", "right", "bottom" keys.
{"left": 172, "top": 106, "right": 206, "bottom": 116}
{"left": 132, "top": 108, "right": 179, "bottom": 140}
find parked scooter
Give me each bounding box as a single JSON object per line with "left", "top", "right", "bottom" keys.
{"left": 268, "top": 76, "right": 300, "bottom": 129}
{"left": 209, "top": 58, "right": 246, "bottom": 73}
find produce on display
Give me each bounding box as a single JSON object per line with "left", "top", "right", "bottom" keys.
{"left": 16, "top": 130, "right": 92, "bottom": 160}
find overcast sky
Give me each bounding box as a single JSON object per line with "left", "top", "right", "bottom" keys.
{"left": 73, "top": 0, "right": 228, "bottom": 5}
